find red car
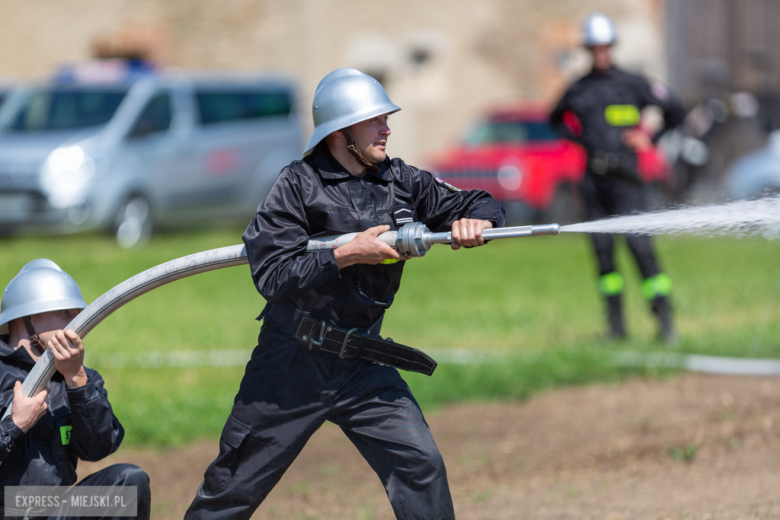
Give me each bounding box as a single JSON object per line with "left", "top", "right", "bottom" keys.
{"left": 425, "top": 105, "right": 672, "bottom": 224}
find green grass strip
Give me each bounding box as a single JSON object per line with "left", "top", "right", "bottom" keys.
{"left": 1, "top": 229, "right": 779, "bottom": 446}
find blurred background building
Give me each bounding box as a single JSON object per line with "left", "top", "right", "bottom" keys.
{"left": 2, "top": 0, "right": 780, "bottom": 223}
{"left": 0, "top": 0, "right": 668, "bottom": 164}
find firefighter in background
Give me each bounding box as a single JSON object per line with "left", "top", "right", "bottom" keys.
{"left": 550, "top": 12, "right": 686, "bottom": 343}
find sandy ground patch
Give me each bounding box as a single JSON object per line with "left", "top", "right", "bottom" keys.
{"left": 80, "top": 373, "right": 780, "bottom": 519}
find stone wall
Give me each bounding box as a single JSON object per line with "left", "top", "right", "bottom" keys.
{"left": 0, "top": 0, "right": 666, "bottom": 164}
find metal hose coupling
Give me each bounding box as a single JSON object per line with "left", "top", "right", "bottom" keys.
{"left": 395, "top": 222, "right": 434, "bottom": 257}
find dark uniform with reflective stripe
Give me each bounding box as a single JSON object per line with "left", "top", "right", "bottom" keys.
{"left": 550, "top": 66, "right": 684, "bottom": 338}
{"left": 185, "top": 142, "right": 505, "bottom": 520}
{"left": 0, "top": 337, "right": 151, "bottom": 519}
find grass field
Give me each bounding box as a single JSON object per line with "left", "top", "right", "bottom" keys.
{"left": 1, "top": 229, "right": 779, "bottom": 446}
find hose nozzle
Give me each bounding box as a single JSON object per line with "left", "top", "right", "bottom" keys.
{"left": 308, "top": 222, "right": 561, "bottom": 258}
{"left": 530, "top": 223, "right": 560, "bottom": 236}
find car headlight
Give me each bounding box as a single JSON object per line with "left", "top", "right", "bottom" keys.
{"left": 47, "top": 146, "right": 86, "bottom": 174}
{"left": 43, "top": 146, "right": 95, "bottom": 184}
{"left": 41, "top": 146, "right": 96, "bottom": 208}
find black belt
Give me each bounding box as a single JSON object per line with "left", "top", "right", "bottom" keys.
{"left": 293, "top": 315, "right": 437, "bottom": 376}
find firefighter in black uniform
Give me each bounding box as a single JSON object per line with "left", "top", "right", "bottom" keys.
{"left": 185, "top": 68, "right": 505, "bottom": 520}
{"left": 0, "top": 259, "right": 151, "bottom": 519}
{"left": 550, "top": 12, "right": 686, "bottom": 342}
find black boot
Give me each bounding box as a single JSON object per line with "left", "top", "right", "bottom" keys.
{"left": 605, "top": 294, "right": 627, "bottom": 340}
{"left": 651, "top": 295, "right": 678, "bottom": 345}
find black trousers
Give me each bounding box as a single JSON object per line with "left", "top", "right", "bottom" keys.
{"left": 186, "top": 324, "right": 454, "bottom": 520}
{"left": 52, "top": 463, "right": 151, "bottom": 520}
{"left": 578, "top": 172, "right": 661, "bottom": 279}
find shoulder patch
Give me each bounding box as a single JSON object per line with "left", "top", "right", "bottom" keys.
{"left": 651, "top": 81, "right": 669, "bottom": 101}
{"left": 60, "top": 425, "right": 72, "bottom": 445}
{"left": 435, "top": 177, "right": 462, "bottom": 192}
{"left": 393, "top": 207, "right": 414, "bottom": 225}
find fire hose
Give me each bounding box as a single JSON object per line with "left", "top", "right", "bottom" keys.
{"left": 2, "top": 222, "right": 559, "bottom": 419}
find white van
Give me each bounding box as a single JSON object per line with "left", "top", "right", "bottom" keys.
{"left": 0, "top": 62, "right": 302, "bottom": 247}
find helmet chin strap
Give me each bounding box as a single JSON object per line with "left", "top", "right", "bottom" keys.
{"left": 22, "top": 316, "right": 46, "bottom": 353}
{"left": 343, "top": 128, "right": 380, "bottom": 174}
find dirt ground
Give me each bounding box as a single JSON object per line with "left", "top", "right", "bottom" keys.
{"left": 79, "top": 373, "right": 780, "bottom": 519}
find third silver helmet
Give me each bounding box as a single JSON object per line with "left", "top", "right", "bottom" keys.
{"left": 303, "top": 68, "right": 401, "bottom": 156}
{"left": 0, "top": 259, "right": 87, "bottom": 335}
{"left": 582, "top": 12, "right": 618, "bottom": 47}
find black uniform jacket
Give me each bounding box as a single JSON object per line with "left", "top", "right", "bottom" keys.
{"left": 550, "top": 66, "right": 685, "bottom": 176}
{"left": 0, "top": 337, "right": 124, "bottom": 494}
{"left": 243, "top": 142, "right": 506, "bottom": 332}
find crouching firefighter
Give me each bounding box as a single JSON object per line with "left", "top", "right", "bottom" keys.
{"left": 0, "top": 260, "right": 151, "bottom": 520}
{"left": 549, "top": 12, "right": 685, "bottom": 343}
{"left": 185, "top": 68, "right": 505, "bottom": 520}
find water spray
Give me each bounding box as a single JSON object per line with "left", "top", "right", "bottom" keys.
{"left": 560, "top": 196, "right": 780, "bottom": 238}
{"left": 2, "top": 221, "right": 560, "bottom": 419}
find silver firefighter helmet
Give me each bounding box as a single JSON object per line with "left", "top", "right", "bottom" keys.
{"left": 303, "top": 68, "right": 401, "bottom": 156}
{"left": 582, "top": 12, "right": 618, "bottom": 46}
{"left": 0, "top": 259, "right": 87, "bottom": 335}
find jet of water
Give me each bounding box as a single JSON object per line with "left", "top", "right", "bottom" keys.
{"left": 560, "top": 196, "right": 780, "bottom": 238}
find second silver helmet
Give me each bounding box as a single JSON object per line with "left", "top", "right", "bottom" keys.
{"left": 303, "top": 68, "right": 401, "bottom": 156}
{"left": 582, "top": 12, "right": 618, "bottom": 47}
{"left": 0, "top": 259, "right": 87, "bottom": 335}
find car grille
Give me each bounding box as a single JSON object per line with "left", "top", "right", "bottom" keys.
{"left": 0, "top": 161, "right": 43, "bottom": 190}
{"left": 435, "top": 168, "right": 500, "bottom": 179}
{"left": 0, "top": 190, "right": 48, "bottom": 223}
